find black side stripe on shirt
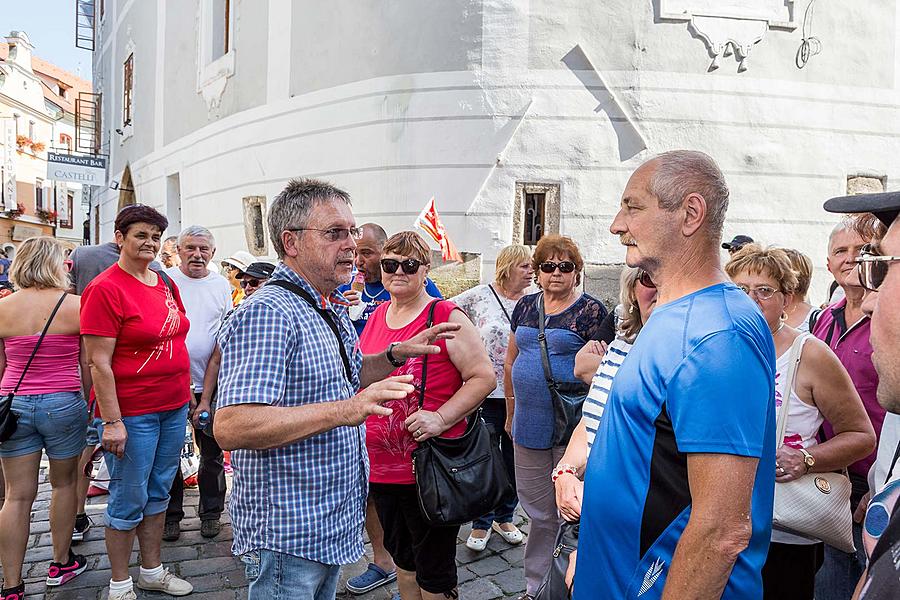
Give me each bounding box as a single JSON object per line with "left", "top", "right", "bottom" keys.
{"left": 640, "top": 403, "right": 692, "bottom": 558}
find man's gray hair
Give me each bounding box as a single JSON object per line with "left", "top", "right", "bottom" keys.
{"left": 649, "top": 150, "right": 730, "bottom": 238}
{"left": 269, "top": 178, "right": 352, "bottom": 259}
{"left": 177, "top": 225, "right": 216, "bottom": 248}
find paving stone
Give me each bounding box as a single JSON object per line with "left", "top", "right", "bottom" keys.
{"left": 490, "top": 568, "right": 526, "bottom": 595}
{"left": 499, "top": 544, "right": 526, "bottom": 566}
{"left": 458, "top": 577, "right": 504, "bottom": 599}
{"left": 160, "top": 544, "right": 200, "bottom": 562}
{"left": 457, "top": 566, "right": 477, "bottom": 584}
{"left": 178, "top": 556, "right": 243, "bottom": 578}
{"left": 456, "top": 545, "right": 496, "bottom": 565}
{"left": 468, "top": 555, "right": 510, "bottom": 577}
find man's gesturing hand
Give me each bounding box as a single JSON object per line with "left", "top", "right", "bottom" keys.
{"left": 343, "top": 375, "right": 414, "bottom": 426}
{"left": 393, "top": 322, "right": 461, "bottom": 360}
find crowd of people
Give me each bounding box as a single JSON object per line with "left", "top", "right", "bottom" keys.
{"left": 0, "top": 150, "right": 898, "bottom": 600}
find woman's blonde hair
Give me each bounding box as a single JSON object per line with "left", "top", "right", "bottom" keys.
{"left": 781, "top": 248, "right": 813, "bottom": 299}
{"left": 617, "top": 267, "right": 645, "bottom": 342}
{"left": 725, "top": 244, "right": 799, "bottom": 294}
{"left": 382, "top": 231, "right": 432, "bottom": 265}
{"left": 9, "top": 236, "right": 70, "bottom": 290}
{"left": 494, "top": 244, "right": 531, "bottom": 287}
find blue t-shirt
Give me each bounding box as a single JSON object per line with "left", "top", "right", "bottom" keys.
{"left": 337, "top": 278, "right": 442, "bottom": 336}
{"left": 575, "top": 283, "right": 776, "bottom": 600}
{"left": 0, "top": 258, "right": 10, "bottom": 282}
{"left": 510, "top": 292, "right": 608, "bottom": 449}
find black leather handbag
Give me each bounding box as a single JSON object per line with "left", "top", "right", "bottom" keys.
{"left": 1, "top": 292, "right": 68, "bottom": 443}
{"left": 411, "top": 300, "right": 513, "bottom": 526}
{"left": 533, "top": 521, "right": 579, "bottom": 600}
{"left": 537, "top": 294, "right": 589, "bottom": 447}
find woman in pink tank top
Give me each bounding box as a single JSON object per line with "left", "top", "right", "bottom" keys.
{"left": 358, "top": 231, "right": 495, "bottom": 600}
{"left": 0, "top": 237, "right": 89, "bottom": 600}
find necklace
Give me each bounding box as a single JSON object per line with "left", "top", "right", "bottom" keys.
{"left": 771, "top": 322, "right": 785, "bottom": 335}
{"left": 361, "top": 282, "right": 382, "bottom": 302}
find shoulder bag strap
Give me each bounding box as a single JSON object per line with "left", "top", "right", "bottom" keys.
{"left": 267, "top": 280, "right": 352, "bottom": 384}
{"left": 775, "top": 333, "right": 809, "bottom": 448}
{"left": 488, "top": 284, "right": 512, "bottom": 323}
{"left": 154, "top": 269, "right": 175, "bottom": 295}
{"left": 536, "top": 293, "right": 557, "bottom": 390}
{"left": 885, "top": 440, "right": 900, "bottom": 485}
{"left": 10, "top": 292, "right": 68, "bottom": 397}
{"left": 417, "top": 300, "right": 440, "bottom": 410}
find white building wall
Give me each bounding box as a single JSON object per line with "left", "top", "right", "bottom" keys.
{"left": 93, "top": 0, "right": 900, "bottom": 301}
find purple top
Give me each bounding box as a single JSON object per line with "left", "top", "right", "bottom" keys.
{"left": 812, "top": 298, "right": 884, "bottom": 480}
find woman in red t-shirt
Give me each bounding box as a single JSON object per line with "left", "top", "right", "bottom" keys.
{"left": 359, "top": 231, "right": 495, "bottom": 600}
{"left": 81, "top": 205, "right": 193, "bottom": 600}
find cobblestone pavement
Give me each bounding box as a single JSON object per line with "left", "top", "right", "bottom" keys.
{"left": 2, "top": 460, "right": 529, "bottom": 599}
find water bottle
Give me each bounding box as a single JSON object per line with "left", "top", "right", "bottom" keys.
{"left": 197, "top": 411, "right": 211, "bottom": 430}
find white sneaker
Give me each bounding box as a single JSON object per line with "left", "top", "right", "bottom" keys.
{"left": 109, "top": 589, "right": 138, "bottom": 600}
{"left": 492, "top": 521, "right": 525, "bottom": 545}
{"left": 466, "top": 528, "right": 491, "bottom": 551}
{"left": 137, "top": 568, "right": 193, "bottom": 596}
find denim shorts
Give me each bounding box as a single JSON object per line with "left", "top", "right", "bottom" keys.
{"left": 242, "top": 549, "right": 341, "bottom": 600}
{"left": 101, "top": 403, "right": 188, "bottom": 531}
{"left": 0, "top": 391, "right": 88, "bottom": 459}
{"left": 85, "top": 416, "right": 102, "bottom": 447}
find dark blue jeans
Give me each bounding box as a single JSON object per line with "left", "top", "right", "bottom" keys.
{"left": 814, "top": 521, "right": 865, "bottom": 600}
{"left": 472, "top": 398, "right": 518, "bottom": 530}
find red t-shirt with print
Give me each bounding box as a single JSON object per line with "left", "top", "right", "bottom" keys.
{"left": 81, "top": 264, "right": 192, "bottom": 416}
{"left": 359, "top": 299, "right": 466, "bottom": 484}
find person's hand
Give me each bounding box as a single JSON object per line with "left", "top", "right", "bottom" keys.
{"left": 102, "top": 420, "right": 128, "bottom": 459}
{"left": 405, "top": 409, "right": 449, "bottom": 442}
{"left": 343, "top": 290, "right": 362, "bottom": 306}
{"left": 394, "top": 323, "right": 461, "bottom": 360}
{"left": 578, "top": 340, "right": 607, "bottom": 358}
{"left": 555, "top": 472, "right": 584, "bottom": 522}
{"left": 854, "top": 491, "right": 871, "bottom": 524}
{"left": 188, "top": 395, "right": 198, "bottom": 420}
{"left": 565, "top": 549, "right": 577, "bottom": 593}
{"left": 775, "top": 446, "right": 807, "bottom": 482}
{"left": 342, "top": 375, "right": 413, "bottom": 426}
{"left": 504, "top": 413, "right": 513, "bottom": 438}
{"left": 192, "top": 399, "right": 212, "bottom": 428}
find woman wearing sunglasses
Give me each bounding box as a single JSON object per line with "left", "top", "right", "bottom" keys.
{"left": 0, "top": 237, "right": 90, "bottom": 600}
{"left": 357, "top": 231, "right": 495, "bottom": 600}
{"left": 726, "top": 244, "right": 875, "bottom": 599}
{"left": 503, "top": 234, "right": 608, "bottom": 599}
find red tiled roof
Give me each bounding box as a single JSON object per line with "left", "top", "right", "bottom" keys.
{"left": 0, "top": 42, "right": 91, "bottom": 114}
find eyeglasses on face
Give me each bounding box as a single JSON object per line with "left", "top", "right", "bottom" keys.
{"left": 290, "top": 227, "right": 363, "bottom": 242}
{"left": 637, "top": 270, "right": 655, "bottom": 289}
{"left": 539, "top": 261, "right": 576, "bottom": 274}
{"left": 381, "top": 258, "right": 423, "bottom": 275}
{"left": 737, "top": 285, "right": 780, "bottom": 301}
{"left": 240, "top": 278, "right": 263, "bottom": 287}
{"left": 855, "top": 248, "right": 900, "bottom": 292}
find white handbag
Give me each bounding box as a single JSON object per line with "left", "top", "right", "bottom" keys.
{"left": 771, "top": 333, "right": 856, "bottom": 552}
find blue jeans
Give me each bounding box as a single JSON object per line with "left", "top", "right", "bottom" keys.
{"left": 100, "top": 403, "right": 188, "bottom": 531}
{"left": 242, "top": 549, "right": 341, "bottom": 600}
{"left": 472, "top": 398, "right": 518, "bottom": 530}
{"left": 0, "top": 391, "right": 87, "bottom": 459}
{"left": 814, "top": 522, "right": 866, "bottom": 600}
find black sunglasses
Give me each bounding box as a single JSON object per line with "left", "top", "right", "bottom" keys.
{"left": 381, "top": 258, "right": 423, "bottom": 275}
{"left": 240, "top": 278, "right": 263, "bottom": 287}
{"left": 638, "top": 270, "right": 656, "bottom": 289}
{"left": 539, "top": 261, "right": 576, "bottom": 274}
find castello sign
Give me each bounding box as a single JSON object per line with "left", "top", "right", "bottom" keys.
{"left": 46, "top": 152, "right": 107, "bottom": 186}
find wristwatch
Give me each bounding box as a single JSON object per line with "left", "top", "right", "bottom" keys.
{"left": 386, "top": 342, "right": 406, "bottom": 367}
{"left": 799, "top": 448, "right": 816, "bottom": 472}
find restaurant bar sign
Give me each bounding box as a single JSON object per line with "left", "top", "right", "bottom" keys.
{"left": 46, "top": 152, "right": 107, "bottom": 185}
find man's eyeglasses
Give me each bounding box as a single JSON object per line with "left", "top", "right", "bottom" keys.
{"left": 539, "top": 261, "right": 576, "bottom": 274}
{"left": 637, "top": 270, "right": 655, "bottom": 289}
{"left": 381, "top": 258, "right": 423, "bottom": 275}
{"left": 855, "top": 246, "right": 900, "bottom": 292}
{"left": 291, "top": 227, "right": 363, "bottom": 242}
{"left": 737, "top": 285, "right": 780, "bottom": 301}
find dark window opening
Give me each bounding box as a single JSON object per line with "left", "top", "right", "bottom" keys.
{"left": 524, "top": 192, "right": 546, "bottom": 245}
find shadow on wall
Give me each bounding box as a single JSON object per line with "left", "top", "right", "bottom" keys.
{"left": 561, "top": 45, "right": 648, "bottom": 162}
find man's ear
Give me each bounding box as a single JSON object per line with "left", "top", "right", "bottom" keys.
{"left": 281, "top": 230, "right": 301, "bottom": 258}
{"left": 682, "top": 192, "right": 708, "bottom": 237}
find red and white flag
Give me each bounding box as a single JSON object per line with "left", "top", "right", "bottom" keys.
{"left": 415, "top": 196, "right": 462, "bottom": 263}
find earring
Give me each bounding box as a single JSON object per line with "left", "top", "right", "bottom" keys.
{"left": 780, "top": 311, "right": 788, "bottom": 322}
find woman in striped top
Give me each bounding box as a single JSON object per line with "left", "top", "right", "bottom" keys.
{"left": 554, "top": 266, "right": 658, "bottom": 523}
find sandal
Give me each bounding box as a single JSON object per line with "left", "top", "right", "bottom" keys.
{"left": 345, "top": 563, "right": 397, "bottom": 594}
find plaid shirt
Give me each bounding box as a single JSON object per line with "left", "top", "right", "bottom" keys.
{"left": 217, "top": 264, "right": 366, "bottom": 565}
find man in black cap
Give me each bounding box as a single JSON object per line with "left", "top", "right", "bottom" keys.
{"left": 237, "top": 261, "right": 275, "bottom": 300}
{"left": 722, "top": 234, "right": 754, "bottom": 255}
{"left": 820, "top": 191, "right": 900, "bottom": 599}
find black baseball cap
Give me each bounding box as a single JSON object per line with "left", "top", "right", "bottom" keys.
{"left": 823, "top": 191, "right": 900, "bottom": 226}
{"left": 241, "top": 262, "right": 275, "bottom": 280}
{"left": 722, "top": 235, "right": 754, "bottom": 251}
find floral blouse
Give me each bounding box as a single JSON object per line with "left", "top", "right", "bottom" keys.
{"left": 451, "top": 284, "right": 518, "bottom": 399}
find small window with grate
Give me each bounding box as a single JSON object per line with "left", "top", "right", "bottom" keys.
{"left": 524, "top": 192, "right": 546, "bottom": 245}
{"left": 122, "top": 53, "right": 134, "bottom": 126}
{"left": 514, "top": 182, "right": 560, "bottom": 246}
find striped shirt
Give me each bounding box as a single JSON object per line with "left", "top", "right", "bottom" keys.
{"left": 216, "top": 264, "right": 366, "bottom": 565}
{"left": 584, "top": 337, "right": 633, "bottom": 450}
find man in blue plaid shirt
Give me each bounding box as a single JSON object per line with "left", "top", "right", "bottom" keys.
{"left": 214, "top": 179, "right": 459, "bottom": 600}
